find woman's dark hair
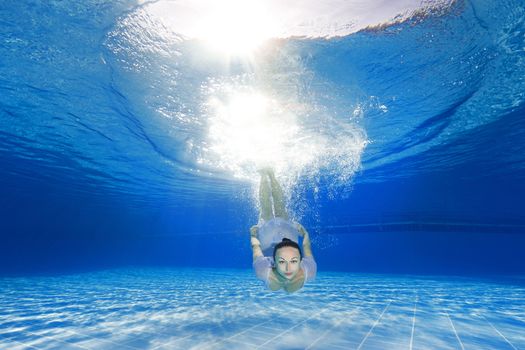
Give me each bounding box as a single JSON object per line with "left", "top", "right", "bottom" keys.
{"left": 273, "top": 238, "right": 302, "bottom": 260}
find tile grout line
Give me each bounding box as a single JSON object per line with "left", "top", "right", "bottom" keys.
{"left": 150, "top": 333, "right": 199, "bottom": 350}
{"left": 19, "top": 330, "right": 92, "bottom": 350}
{"left": 71, "top": 316, "right": 220, "bottom": 349}
{"left": 150, "top": 311, "right": 272, "bottom": 350}
{"left": 254, "top": 310, "right": 325, "bottom": 349}
{"left": 0, "top": 336, "right": 43, "bottom": 350}
{"left": 445, "top": 311, "right": 465, "bottom": 350}
{"left": 221, "top": 336, "right": 259, "bottom": 348}
{"left": 409, "top": 294, "right": 418, "bottom": 350}
{"left": 304, "top": 319, "right": 343, "bottom": 350}
{"left": 357, "top": 300, "right": 392, "bottom": 350}
{"left": 304, "top": 307, "right": 362, "bottom": 350}
{"left": 482, "top": 316, "right": 518, "bottom": 350}
{"left": 320, "top": 343, "right": 352, "bottom": 350}
{"left": 61, "top": 329, "right": 140, "bottom": 350}
{"left": 197, "top": 319, "right": 272, "bottom": 350}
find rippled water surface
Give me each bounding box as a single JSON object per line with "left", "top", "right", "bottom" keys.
{"left": 2, "top": 0, "right": 524, "bottom": 203}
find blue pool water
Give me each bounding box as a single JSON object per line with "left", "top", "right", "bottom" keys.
{"left": 1, "top": 269, "right": 525, "bottom": 349}
{"left": 1, "top": 0, "right": 525, "bottom": 348}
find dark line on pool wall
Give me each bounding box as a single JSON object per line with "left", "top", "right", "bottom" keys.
{"left": 315, "top": 221, "right": 525, "bottom": 234}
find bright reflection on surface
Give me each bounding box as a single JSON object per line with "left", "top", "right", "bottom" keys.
{"left": 144, "top": 0, "right": 451, "bottom": 50}
{"left": 192, "top": 0, "right": 275, "bottom": 55}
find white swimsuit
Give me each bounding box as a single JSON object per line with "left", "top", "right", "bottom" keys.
{"left": 257, "top": 217, "right": 300, "bottom": 256}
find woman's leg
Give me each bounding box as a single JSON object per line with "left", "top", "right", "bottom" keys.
{"left": 258, "top": 171, "right": 274, "bottom": 222}
{"left": 268, "top": 170, "right": 289, "bottom": 220}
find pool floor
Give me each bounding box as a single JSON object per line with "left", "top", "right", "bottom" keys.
{"left": 0, "top": 268, "right": 524, "bottom": 349}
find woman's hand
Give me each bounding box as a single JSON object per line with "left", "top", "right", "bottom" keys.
{"left": 250, "top": 225, "right": 259, "bottom": 238}
{"left": 296, "top": 222, "right": 313, "bottom": 258}
{"left": 250, "top": 225, "right": 263, "bottom": 262}
{"left": 296, "top": 223, "right": 308, "bottom": 237}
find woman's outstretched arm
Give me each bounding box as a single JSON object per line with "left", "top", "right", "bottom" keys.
{"left": 250, "top": 225, "right": 264, "bottom": 263}
{"left": 297, "top": 223, "right": 314, "bottom": 258}
{"left": 297, "top": 223, "right": 317, "bottom": 281}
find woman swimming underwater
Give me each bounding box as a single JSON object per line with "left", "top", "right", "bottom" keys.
{"left": 250, "top": 169, "right": 317, "bottom": 293}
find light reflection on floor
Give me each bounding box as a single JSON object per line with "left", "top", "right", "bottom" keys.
{"left": 0, "top": 268, "right": 524, "bottom": 349}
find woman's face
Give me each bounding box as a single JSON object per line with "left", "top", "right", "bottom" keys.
{"left": 275, "top": 246, "right": 301, "bottom": 280}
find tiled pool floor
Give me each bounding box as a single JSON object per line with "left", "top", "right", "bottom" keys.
{"left": 0, "top": 268, "right": 523, "bottom": 349}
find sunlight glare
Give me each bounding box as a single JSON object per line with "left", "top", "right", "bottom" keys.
{"left": 202, "top": 89, "right": 368, "bottom": 185}
{"left": 207, "top": 92, "right": 303, "bottom": 175}
{"left": 193, "top": 0, "right": 275, "bottom": 55}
